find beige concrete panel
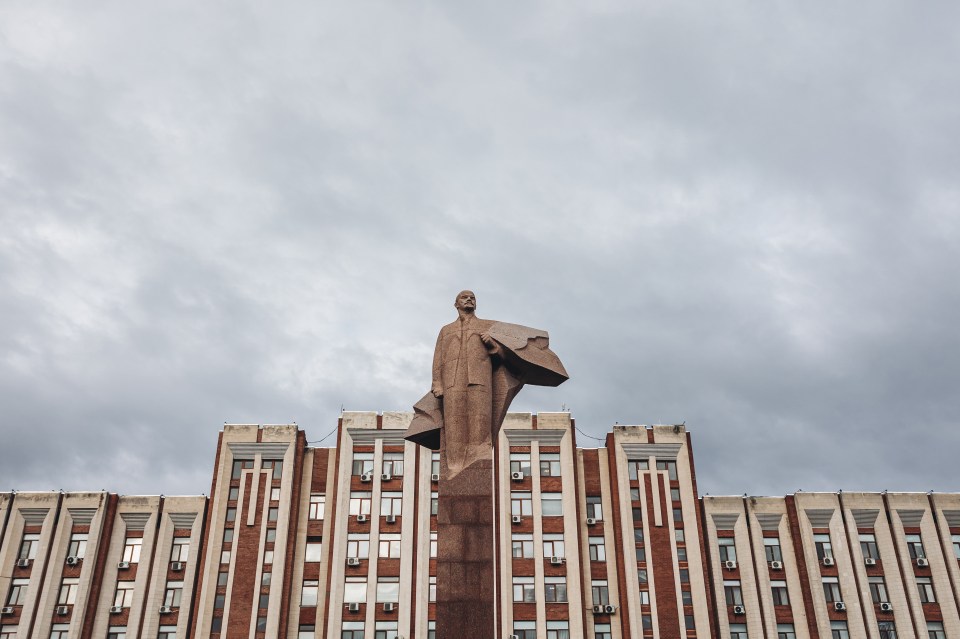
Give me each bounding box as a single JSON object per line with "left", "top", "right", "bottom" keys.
{"left": 396, "top": 440, "right": 418, "bottom": 637}
{"left": 703, "top": 498, "right": 739, "bottom": 639}
{"left": 363, "top": 439, "right": 385, "bottom": 632}
{"left": 597, "top": 448, "right": 624, "bottom": 639}
{"left": 931, "top": 493, "right": 960, "bottom": 630}
{"left": 610, "top": 437, "right": 640, "bottom": 639}
{"left": 537, "top": 412, "right": 572, "bottom": 430}
{"left": 263, "top": 436, "right": 299, "bottom": 638}
{"left": 575, "top": 451, "right": 595, "bottom": 639}
{"left": 325, "top": 425, "right": 360, "bottom": 639}
{"left": 839, "top": 493, "right": 889, "bottom": 639}
{"left": 340, "top": 412, "right": 378, "bottom": 430}
{"left": 558, "top": 425, "right": 585, "bottom": 639}
{"left": 531, "top": 441, "right": 546, "bottom": 634}
{"left": 497, "top": 425, "right": 516, "bottom": 639}
{"left": 381, "top": 411, "right": 413, "bottom": 430}
{"left": 413, "top": 446, "right": 435, "bottom": 639}
{"left": 502, "top": 412, "right": 533, "bottom": 429}
{"left": 3, "top": 493, "right": 57, "bottom": 639}
{"left": 285, "top": 448, "right": 313, "bottom": 637}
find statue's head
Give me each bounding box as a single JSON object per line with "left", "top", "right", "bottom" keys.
{"left": 454, "top": 290, "right": 477, "bottom": 312}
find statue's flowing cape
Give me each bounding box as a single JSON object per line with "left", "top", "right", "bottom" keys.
{"left": 404, "top": 322, "right": 569, "bottom": 450}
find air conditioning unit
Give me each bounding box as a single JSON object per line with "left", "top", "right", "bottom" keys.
{"left": 917, "top": 557, "right": 929, "bottom": 567}
{"left": 864, "top": 557, "right": 876, "bottom": 566}
{"left": 586, "top": 518, "right": 597, "bottom": 526}
{"left": 381, "top": 474, "right": 392, "bottom": 481}
{"left": 880, "top": 602, "right": 893, "bottom": 612}
{"left": 356, "top": 514, "right": 368, "bottom": 523}
{"left": 16, "top": 558, "right": 30, "bottom": 568}
{"left": 383, "top": 602, "right": 395, "bottom": 612}
{"left": 360, "top": 473, "right": 373, "bottom": 483}
{"left": 511, "top": 472, "right": 524, "bottom": 481}
{"left": 822, "top": 556, "right": 835, "bottom": 566}
{"left": 110, "top": 606, "right": 123, "bottom": 614}
{"left": 834, "top": 601, "right": 846, "bottom": 612}
{"left": 592, "top": 604, "right": 604, "bottom": 613}
{"left": 604, "top": 604, "right": 617, "bottom": 614}
{"left": 347, "top": 602, "right": 360, "bottom": 612}
{"left": 118, "top": 561, "right": 131, "bottom": 570}
{"left": 385, "top": 515, "right": 397, "bottom": 524}
{"left": 770, "top": 561, "right": 783, "bottom": 570}
{"left": 65, "top": 556, "right": 80, "bottom": 566}
{"left": 0, "top": 607, "right": 13, "bottom": 615}
{"left": 724, "top": 560, "right": 738, "bottom": 570}
{"left": 511, "top": 515, "right": 522, "bottom": 525}
{"left": 431, "top": 473, "right": 440, "bottom": 482}
{"left": 733, "top": 605, "right": 746, "bottom": 615}
{"left": 550, "top": 556, "right": 564, "bottom": 565}
{"left": 171, "top": 561, "right": 184, "bottom": 572}
{"left": 346, "top": 557, "right": 361, "bottom": 566}
{"left": 56, "top": 606, "right": 69, "bottom": 615}
{"left": 159, "top": 606, "right": 173, "bottom": 614}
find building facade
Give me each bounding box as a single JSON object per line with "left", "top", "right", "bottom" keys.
{"left": 1, "top": 412, "right": 958, "bottom": 638}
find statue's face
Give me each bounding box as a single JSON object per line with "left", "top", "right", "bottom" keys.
{"left": 455, "top": 290, "right": 477, "bottom": 312}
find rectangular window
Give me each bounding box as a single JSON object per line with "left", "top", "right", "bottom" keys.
{"left": 50, "top": 625, "right": 70, "bottom": 639}
{"left": 685, "top": 615, "right": 695, "bottom": 630}
{"left": 298, "top": 626, "right": 315, "bottom": 639}
{"left": 591, "top": 580, "right": 609, "bottom": 605}
{"left": 771, "top": 580, "right": 789, "bottom": 605}
{"left": 163, "top": 581, "right": 183, "bottom": 608}
{"left": 777, "top": 624, "right": 796, "bottom": 639}
{"left": 595, "top": 623, "right": 612, "bottom": 639}
{"left": 673, "top": 507, "right": 683, "bottom": 522}
{"left": 309, "top": 494, "right": 325, "bottom": 520}
{"left": 301, "top": 580, "right": 319, "bottom": 607}
{"left": 869, "top": 576, "right": 888, "bottom": 603}
{"left": 917, "top": 576, "right": 936, "bottom": 603}
{"left": 351, "top": 452, "right": 374, "bottom": 476}
{"left": 541, "top": 493, "right": 563, "bottom": 516}
{"left": 627, "top": 460, "right": 648, "bottom": 480}
{"left": 374, "top": 620, "right": 398, "bottom": 639}
{"left": 377, "top": 576, "right": 399, "bottom": 603}
{"left": 681, "top": 589, "right": 692, "bottom": 605}
{"left": 67, "top": 533, "right": 88, "bottom": 559}
{"left": 511, "top": 534, "right": 534, "bottom": 559}
{"left": 430, "top": 531, "right": 437, "bottom": 558}
{"left": 831, "top": 621, "right": 849, "bottom": 639}
{"left": 382, "top": 452, "right": 404, "bottom": 477}
{"left": 431, "top": 491, "right": 438, "bottom": 515}
{"left": 305, "top": 538, "right": 323, "bottom": 562}
{"left": 730, "top": 624, "right": 748, "bottom": 639}
{"left": 589, "top": 537, "right": 606, "bottom": 562}
{"left": 814, "top": 534, "right": 833, "bottom": 561}
{"left": 543, "top": 533, "right": 565, "bottom": 558}
{"left": 349, "top": 492, "right": 372, "bottom": 516}
{"left": 271, "top": 487, "right": 281, "bottom": 501}
{"left": 429, "top": 576, "right": 436, "bottom": 602}
{"left": 232, "top": 459, "right": 254, "bottom": 479}
{"left": 878, "top": 621, "right": 897, "bottom": 639}
{"left": 343, "top": 577, "right": 367, "bottom": 604}
{"left": 228, "top": 486, "right": 239, "bottom": 500}
{"left": 586, "top": 496, "right": 603, "bottom": 521}
{"left": 347, "top": 534, "right": 370, "bottom": 559}
{"left": 511, "top": 492, "right": 532, "bottom": 517}
{"left": 639, "top": 590, "right": 650, "bottom": 605}
{"left": 764, "top": 538, "right": 783, "bottom": 563}
{"left": 860, "top": 533, "right": 879, "bottom": 560}
{"left": 952, "top": 535, "right": 960, "bottom": 560}
{"left": 540, "top": 453, "right": 561, "bottom": 476}
{"left": 718, "top": 538, "right": 737, "bottom": 563}
{"left": 822, "top": 577, "right": 841, "bottom": 603}
{"left": 906, "top": 534, "right": 926, "bottom": 560}
{"left": 170, "top": 537, "right": 190, "bottom": 562}
{"left": 513, "top": 621, "right": 537, "bottom": 639}
{"left": 114, "top": 581, "right": 135, "bottom": 608}
{"left": 545, "top": 576, "right": 567, "bottom": 602}
{"left": 379, "top": 492, "right": 403, "bottom": 517}
{"left": 378, "top": 534, "right": 401, "bottom": 559}
{"left": 431, "top": 453, "right": 440, "bottom": 477}
{"left": 18, "top": 533, "right": 40, "bottom": 561}
{"left": 656, "top": 460, "right": 678, "bottom": 481}
{"left": 509, "top": 453, "right": 531, "bottom": 477}
{"left": 724, "top": 580, "right": 743, "bottom": 606}
{"left": 513, "top": 576, "right": 535, "bottom": 603}
{"left": 928, "top": 622, "right": 946, "bottom": 639}
{"left": 57, "top": 578, "right": 79, "bottom": 605}
{"left": 7, "top": 579, "right": 29, "bottom": 605}
{"left": 546, "top": 620, "right": 569, "bottom": 639}
{"left": 107, "top": 629, "right": 127, "bottom": 639}
{"left": 341, "top": 621, "right": 365, "bottom": 639}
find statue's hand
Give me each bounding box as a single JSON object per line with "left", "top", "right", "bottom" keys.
{"left": 481, "top": 333, "right": 502, "bottom": 356}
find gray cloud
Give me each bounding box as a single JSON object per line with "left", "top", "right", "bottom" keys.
{"left": 1, "top": 2, "right": 958, "bottom": 497}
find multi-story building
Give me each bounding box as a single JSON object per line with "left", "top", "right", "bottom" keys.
{"left": 1, "top": 412, "right": 958, "bottom": 638}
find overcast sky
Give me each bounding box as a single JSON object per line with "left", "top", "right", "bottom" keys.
{"left": 2, "top": 2, "right": 958, "bottom": 499}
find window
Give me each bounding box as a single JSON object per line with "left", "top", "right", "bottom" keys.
{"left": 822, "top": 577, "right": 841, "bottom": 603}
{"left": 223, "top": 528, "right": 234, "bottom": 543}
{"left": 7, "top": 579, "right": 28, "bottom": 605}
{"left": 114, "top": 581, "right": 135, "bottom": 608}
{"left": 265, "top": 528, "right": 276, "bottom": 543}
{"left": 50, "top": 625, "right": 70, "bottom": 639}
{"left": 429, "top": 576, "right": 436, "bottom": 602}
{"left": 595, "top": 623, "right": 612, "bottom": 639}
{"left": 676, "top": 546, "right": 687, "bottom": 562}
{"left": 541, "top": 493, "right": 563, "bottom": 516}
{"left": 264, "top": 550, "right": 274, "bottom": 564}
{"left": 377, "top": 576, "right": 399, "bottom": 603}
{"left": 777, "top": 624, "right": 796, "bottom": 639}
{"left": 628, "top": 459, "right": 649, "bottom": 480}
{"left": 349, "top": 492, "right": 372, "bottom": 516}
{"left": 427, "top": 621, "right": 436, "bottom": 639}
{"left": 630, "top": 488, "right": 641, "bottom": 501}
{"left": 586, "top": 496, "right": 603, "bottom": 520}
{"left": 547, "top": 620, "right": 570, "bottom": 639}
{"left": 679, "top": 569, "right": 689, "bottom": 583}
{"left": 379, "top": 534, "right": 401, "bottom": 559}
{"left": 952, "top": 535, "right": 960, "bottom": 560}
{"left": 164, "top": 581, "right": 183, "bottom": 608}
{"left": 108, "top": 629, "right": 127, "bottom": 639}
{"left": 374, "top": 620, "right": 399, "bottom": 639}
{"left": 309, "top": 494, "right": 325, "bottom": 519}
{"left": 674, "top": 529, "right": 683, "bottom": 543}
{"left": 906, "top": 534, "right": 926, "bottom": 559}
{"left": 540, "top": 453, "right": 561, "bottom": 476}
{"left": 638, "top": 569, "right": 648, "bottom": 584}
{"left": 382, "top": 452, "right": 404, "bottom": 477}
{"left": 220, "top": 550, "right": 231, "bottom": 564}
{"left": 170, "top": 537, "right": 190, "bottom": 562}
{"left": 510, "top": 453, "right": 531, "bottom": 477}
{"left": 511, "top": 492, "right": 532, "bottom": 517}
{"left": 730, "top": 624, "right": 748, "bottom": 639}
{"left": 18, "top": 533, "right": 40, "bottom": 561}
{"left": 298, "top": 626, "right": 315, "bottom": 639}
{"left": 917, "top": 576, "right": 936, "bottom": 603}
{"left": 673, "top": 507, "right": 683, "bottom": 522}
{"left": 545, "top": 576, "right": 567, "bottom": 602}
{"left": 118, "top": 537, "right": 141, "bottom": 564}
{"left": 232, "top": 459, "right": 253, "bottom": 479}
{"left": 261, "top": 572, "right": 271, "bottom": 587}
{"left": 67, "top": 532, "right": 87, "bottom": 559}
{"left": 343, "top": 577, "right": 367, "bottom": 603}
{"left": 1, "top": 626, "right": 19, "bottom": 639}
{"left": 347, "top": 534, "right": 369, "bottom": 559}
{"left": 589, "top": 536, "right": 606, "bottom": 562}
{"left": 633, "top": 507, "right": 643, "bottom": 522}
{"left": 860, "top": 533, "right": 879, "bottom": 560}
{"left": 513, "top": 576, "right": 535, "bottom": 602}
{"left": 430, "top": 531, "right": 437, "bottom": 558}
{"left": 869, "top": 576, "right": 889, "bottom": 603}
{"left": 635, "top": 529, "right": 646, "bottom": 543}
{"left": 814, "top": 534, "right": 833, "bottom": 561}
{"left": 217, "top": 571, "right": 228, "bottom": 587}
{"left": 58, "top": 578, "right": 79, "bottom": 605}
{"left": 671, "top": 487, "right": 681, "bottom": 501}
{"left": 656, "top": 460, "right": 678, "bottom": 481}
{"left": 878, "top": 621, "right": 897, "bottom": 639}
{"left": 685, "top": 615, "right": 695, "bottom": 630}
{"left": 724, "top": 580, "right": 743, "bottom": 606}
{"left": 591, "top": 580, "right": 609, "bottom": 605}
{"left": 300, "top": 580, "right": 318, "bottom": 607}
{"left": 225, "top": 507, "right": 236, "bottom": 522}
{"left": 543, "top": 533, "right": 565, "bottom": 558}
{"left": 228, "top": 486, "right": 240, "bottom": 500}
{"left": 380, "top": 492, "right": 403, "bottom": 517}
{"left": 431, "top": 452, "right": 440, "bottom": 477}
{"left": 771, "top": 580, "right": 789, "bottom": 605}
{"left": 718, "top": 538, "right": 737, "bottom": 563}
{"left": 928, "top": 622, "right": 946, "bottom": 639}
{"left": 681, "top": 589, "right": 692, "bottom": 605}
{"left": 831, "top": 621, "right": 849, "bottom": 639}
{"left": 512, "top": 534, "right": 534, "bottom": 558}
{"left": 305, "top": 538, "right": 323, "bottom": 562}
{"left": 341, "top": 621, "right": 364, "bottom": 639}
{"left": 513, "top": 621, "right": 536, "bottom": 639}
{"left": 268, "top": 506, "right": 279, "bottom": 521}
{"left": 636, "top": 547, "right": 646, "bottom": 562}
{"left": 271, "top": 487, "right": 281, "bottom": 501}
{"left": 351, "top": 452, "right": 374, "bottom": 476}
{"left": 764, "top": 538, "right": 783, "bottom": 563}
{"left": 431, "top": 492, "right": 438, "bottom": 515}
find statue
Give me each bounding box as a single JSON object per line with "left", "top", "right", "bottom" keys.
{"left": 405, "top": 290, "right": 568, "bottom": 638}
